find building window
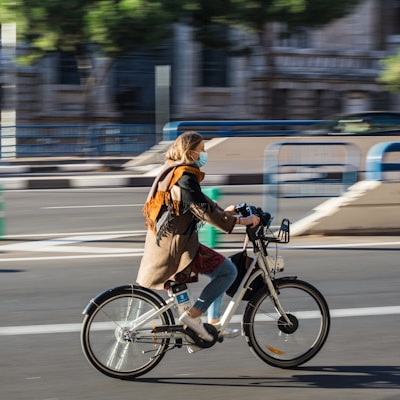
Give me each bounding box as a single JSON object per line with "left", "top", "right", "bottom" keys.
{"left": 278, "top": 25, "right": 311, "bottom": 48}
{"left": 201, "top": 27, "right": 229, "bottom": 87}
{"left": 395, "top": 0, "right": 400, "bottom": 34}
{"left": 113, "top": 45, "right": 171, "bottom": 119}
{"left": 274, "top": 89, "right": 288, "bottom": 119}
{"left": 315, "top": 90, "right": 342, "bottom": 119}
{"left": 58, "top": 52, "right": 81, "bottom": 85}
{"left": 371, "top": 91, "right": 390, "bottom": 110}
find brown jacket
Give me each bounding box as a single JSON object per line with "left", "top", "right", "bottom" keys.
{"left": 136, "top": 175, "right": 236, "bottom": 290}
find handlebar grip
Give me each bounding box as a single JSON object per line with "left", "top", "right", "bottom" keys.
{"left": 235, "top": 202, "right": 250, "bottom": 217}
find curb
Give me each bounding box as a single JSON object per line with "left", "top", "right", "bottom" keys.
{"left": 0, "top": 173, "right": 264, "bottom": 190}
{"left": 0, "top": 163, "right": 120, "bottom": 174}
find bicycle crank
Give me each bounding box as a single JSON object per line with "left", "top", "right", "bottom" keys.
{"left": 182, "top": 323, "right": 218, "bottom": 348}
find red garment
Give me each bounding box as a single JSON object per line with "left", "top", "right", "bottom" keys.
{"left": 192, "top": 243, "right": 226, "bottom": 275}
{"left": 164, "top": 244, "right": 225, "bottom": 289}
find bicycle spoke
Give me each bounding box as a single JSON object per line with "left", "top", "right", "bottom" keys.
{"left": 243, "top": 280, "right": 330, "bottom": 368}
{"left": 81, "top": 287, "right": 171, "bottom": 379}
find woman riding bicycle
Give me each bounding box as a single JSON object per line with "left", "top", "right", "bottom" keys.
{"left": 136, "top": 131, "right": 259, "bottom": 341}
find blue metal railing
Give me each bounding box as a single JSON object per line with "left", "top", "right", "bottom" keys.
{"left": 366, "top": 141, "right": 400, "bottom": 181}
{"left": 1, "top": 120, "right": 327, "bottom": 159}
{"left": 0, "top": 124, "right": 156, "bottom": 158}
{"left": 163, "top": 120, "right": 325, "bottom": 141}
{"left": 1, "top": 120, "right": 328, "bottom": 159}
{"left": 87, "top": 124, "right": 156, "bottom": 156}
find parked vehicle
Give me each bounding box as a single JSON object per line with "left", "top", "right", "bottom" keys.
{"left": 303, "top": 111, "right": 400, "bottom": 136}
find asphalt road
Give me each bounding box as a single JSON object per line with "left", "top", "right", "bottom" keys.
{"left": 0, "top": 186, "right": 399, "bottom": 400}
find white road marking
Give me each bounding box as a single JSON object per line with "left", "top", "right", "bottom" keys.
{"left": 330, "top": 306, "right": 400, "bottom": 317}
{"left": 0, "top": 253, "right": 143, "bottom": 262}
{"left": 0, "top": 233, "right": 135, "bottom": 253}
{"left": 3, "top": 230, "right": 147, "bottom": 239}
{"left": 289, "top": 241, "right": 400, "bottom": 249}
{"left": 0, "top": 306, "right": 399, "bottom": 336}
{"left": 0, "top": 229, "right": 399, "bottom": 262}
{"left": 41, "top": 204, "right": 143, "bottom": 209}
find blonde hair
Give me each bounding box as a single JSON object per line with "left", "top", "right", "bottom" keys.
{"left": 166, "top": 131, "right": 204, "bottom": 164}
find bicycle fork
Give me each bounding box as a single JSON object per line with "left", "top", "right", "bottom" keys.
{"left": 259, "top": 254, "right": 295, "bottom": 327}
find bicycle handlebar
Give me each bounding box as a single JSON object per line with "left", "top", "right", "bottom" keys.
{"left": 235, "top": 202, "right": 290, "bottom": 244}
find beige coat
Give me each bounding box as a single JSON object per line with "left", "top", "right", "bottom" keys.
{"left": 136, "top": 191, "right": 236, "bottom": 290}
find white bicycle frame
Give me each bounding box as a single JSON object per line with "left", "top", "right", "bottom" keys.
{"left": 219, "top": 248, "right": 292, "bottom": 333}
{"left": 129, "top": 242, "right": 292, "bottom": 342}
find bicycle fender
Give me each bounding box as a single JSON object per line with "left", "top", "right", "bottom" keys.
{"left": 274, "top": 276, "right": 298, "bottom": 285}
{"left": 82, "top": 284, "right": 167, "bottom": 315}
{"left": 246, "top": 276, "right": 299, "bottom": 302}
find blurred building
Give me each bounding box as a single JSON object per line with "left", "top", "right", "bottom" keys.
{"left": 1, "top": 0, "right": 400, "bottom": 126}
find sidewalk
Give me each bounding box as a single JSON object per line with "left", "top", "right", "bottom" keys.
{"left": 0, "top": 139, "right": 265, "bottom": 189}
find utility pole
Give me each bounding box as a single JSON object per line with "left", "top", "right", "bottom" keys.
{"left": 155, "top": 65, "right": 170, "bottom": 143}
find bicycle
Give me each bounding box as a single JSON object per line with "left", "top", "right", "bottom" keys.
{"left": 81, "top": 203, "right": 330, "bottom": 379}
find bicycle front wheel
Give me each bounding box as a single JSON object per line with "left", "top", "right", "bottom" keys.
{"left": 243, "top": 278, "right": 330, "bottom": 368}
{"left": 81, "top": 286, "right": 173, "bottom": 379}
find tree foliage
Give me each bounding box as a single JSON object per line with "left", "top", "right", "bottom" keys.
{"left": 85, "top": 0, "right": 184, "bottom": 55}
{"left": 0, "top": 1, "right": 15, "bottom": 23}
{"left": 185, "top": 0, "right": 365, "bottom": 47}
{"left": 273, "top": 0, "right": 366, "bottom": 29}
{"left": 4, "top": 0, "right": 183, "bottom": 61}
{"left": 2, "top": 0, "right": 367, "bottom": 57}
{"left": 378, "top": 51, "right": 400, "bottom": 93}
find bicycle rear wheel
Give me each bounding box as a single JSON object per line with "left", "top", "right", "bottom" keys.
{"left": 81, "top": 286, "right": 173, "bottom": 379}
{"left": 243, "top": 278, "right": 330, "bottom": 368}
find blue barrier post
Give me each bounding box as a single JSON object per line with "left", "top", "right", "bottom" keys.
{"left": 263, "top": 141, "right": 360, "bottom": 221}
{"left": 198, "top": 187, "right": 221, "bottom": 248}
{"left": 366, "top": 142, "right": 400, "bottom": 181}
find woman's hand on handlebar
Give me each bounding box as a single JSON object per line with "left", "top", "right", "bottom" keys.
{"left": 224, "top": 205, "right": 236, "bottom": 215}
{"left": 225, "top": 204, "right": 260, "bottom": 228}
{"left": 238, "top": 214, "right": 260, "bottom": 228}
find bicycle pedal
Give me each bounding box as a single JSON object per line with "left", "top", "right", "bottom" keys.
{"left": 182, "top": 324, "right": 218, "bottom": 348}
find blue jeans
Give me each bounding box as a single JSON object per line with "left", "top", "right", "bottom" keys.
{"left": 207, "top": 292, "right": 223, "bottom": 321}
{"left": 193, "top": 258, "right": 237, "bottom": 318}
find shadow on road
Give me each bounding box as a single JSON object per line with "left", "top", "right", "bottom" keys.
{"left": 133, "top": 365, "right": 400, "bottom": 390}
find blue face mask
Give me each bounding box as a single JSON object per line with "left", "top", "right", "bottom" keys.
{"left": 194, "top": 151, "right": 208, "bottom": 168}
